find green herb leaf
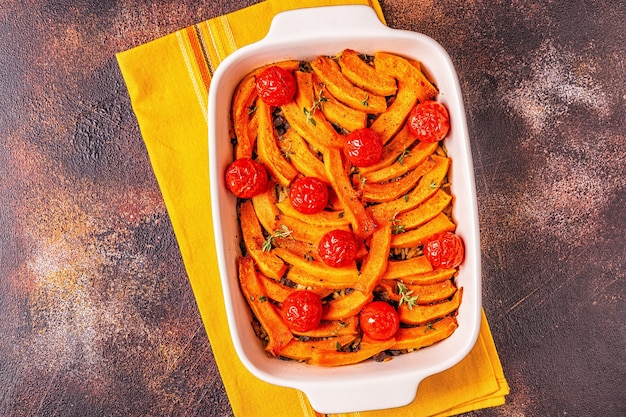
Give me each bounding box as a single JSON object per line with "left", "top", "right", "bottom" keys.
{"left": 397, "top": 282, "right": 418, "bottom": 310}
{"left": 390, "top": 215, "right": 406, "bottom": 234}
{"left": 397, "top": 148, "right": 410, "bottom": 165}
{"left": 262, "top": 224, "right": 293, "bottom": 252}
{"left": 304, "top": 89, "right": 328, "bottom": 125}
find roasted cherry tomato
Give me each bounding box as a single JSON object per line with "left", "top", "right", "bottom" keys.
{"left": 408, "top": 100, "right": 450, "bottom": 143}
{"left": 359, "top": 301, "right": 400, "bottom": 340}
{"left": 423, "top": 231, "right": 464, "bottom": 269}
{"left": 255, "top": 66, "right": 297, "bottom": 106}
{"left": 224, "top": 158, "right": 268, "bottom": 198}
{"left": 344, "top": 127, "right": 384, "bottom": 167}
{"left": 282, "top": 290, "right": 323, "bottom": 332}
{"left": 289, "top": 176, "right": 329, "bottom": 214}
{"left": 318, "top": 229, "right": 358, "bottom": 268}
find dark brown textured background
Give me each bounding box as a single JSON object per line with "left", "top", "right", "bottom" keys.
{"left": 1, "top": 0, "right": 624, "bottom": 416}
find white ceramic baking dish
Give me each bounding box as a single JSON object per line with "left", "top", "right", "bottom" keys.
{"left": 209, "top": 5, "right": 481, "bottom": 414}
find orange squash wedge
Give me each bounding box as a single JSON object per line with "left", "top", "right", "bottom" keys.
{"left": 390, "top": 212, "right": 456, "bottom": 248}
{"left": 292, "top": 316, "right": 359, "bottom": 338}
{"left": 311, "top": 55, "right": 387, "bottom": 113}
{"left": 362, "top": 157, "right": 436, "bottom": 203}
{"left": 309, "top": 335, "right": 395, "bottom": 366}
{"left": 239, "top": 200, "right": 287, "bottom": 280}
{"left": 275, "top": 199, "right": 351, "bottom": 229}
{"left": 391, "top": 316, "right": 458, "bottom": 351}
{"left": 374, "top": 52, "right": 438, "bottom": 103}
{"left": 399, "top": 288, "right": 462, "bottom": 325}
{"left": 381, "top": 256, "right": 433, "bottom": 280}
{"left": 256, "top": 99, "right": 299, "bottom": 186}
{"left": 370, "top": 155, "right": 450, "bottom": 224}
{"left": 280, "top": 335, "right": 356, "bottom": 361}
{"left": 393, "top": 189, "right": 452, "bottom": 230}
{"left": 355, "top": 222, "right": 392, "bottom": 294}
{"left": 238, "top": 256, "right": 293, "bottom": 356}
{"left": 338, "top": 49, "right": 397, "bottom": 96}
{"left": 379, "top": 279, "right": 457, "bottom": 305}
{"left": 232, "top": 73, "right": 258, "bottom": 159}
{"left": 276, "top": 128, "right": 329, "bottom": 183}
{"left": 313, "top": 72, "right": 367, "bottom": 132}
{"left": 323, "top": 147, "right": 377, "bottom": 239}
{"left": 273, "top": 247, "right": 360, "bottom": 282}
{"left": 397, "top": 268, "right": 458, "bottom": 286}
{"left": 362, "top": 141, "right": 439, "bottom": 184}
{"left": 322, "top": 290, "right": 373, "bottom": 321}
{"left": 286, "top": 267, "right": 358, "bottom": 290}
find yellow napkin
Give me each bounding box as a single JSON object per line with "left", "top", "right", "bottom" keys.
{"left": 116, "top": 0, "right": 509, "bottom": 415}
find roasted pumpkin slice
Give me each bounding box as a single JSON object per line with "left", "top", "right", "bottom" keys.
{"left": 394, "top": 189, "right": 452, "bottom": 230}
{"left": 250, "top": 184, "right": 281, "bottom": 235}
{"left": 281, "top": 100, "right": 340, "bottom": 151}
{"left": 256, "top": 99, "right": 299, "bottom": 186}
{"left": 292, "top": 316, "right": 359, "bottom": 338}
{"left": 379, "top": 279, "right": 457, "bottom": 305}
{"left": 371, "top": 155, "right": 450, "bottom": 224}
{"left": 280, "top": 335, "right": 356, "bottom": 361}
{"left": 391, "top": 316, "right": 458, "bottom": 351}
{"left": 274, "top": 247, "right": 360, "bottom": 282}
{"left": 286, "top": 267, "right": 357, "bottom": 290}
{"left": 363, "top": 141, "right": 439, "bottom": 184}
{"left": 362, "top": 157, "right": 436, "bottom": 203}
{"left": 357, "top": 123, "right": 419, "bottom": 175}
{"left": 322, "top": 290, "right": 373, "bottom": 321}
{"left": 239, "top": 200, "right": 287, "bottom": 280}
{"left": 274, "top": 236, "right": 318, "bottom": 261}
{"left": 309, "top": 335, "right": 395, "bottom": 366}
{"left": 323, "top": 147, "right": 377, "bottom": 239}
{"left": 382, "top": 256, "right": 433, "bottom": 280}
{"left": 277, "top": 128, "right": 329, "bottom": 183}
{"left": 233, "top": 60, "right": 301, "bottom": 158}
{"left": 314, "top": 73, "right": 368, "bottom": 132}
{"left": 399, "top": 288, "right": 462, "bottom": 325}
{"left": 232, "top": 73, "right": 258, "bottom": 159}
{"left": 398, "top": 268, "right": 457, "bottom": 285}
{"left": 311, "top": 55, "right": 387, "bottom": 113}
{"left": 391, "top": 212, "right": 456, "bottom": 248}
{"left": 275, "top": 199, "right": 351, "bottom": 229}
{"left": 338, "top": 49, "right": 397, "bottom": 96}
{"left": 369, "top": 79, "right": 420, "bottom": 144}
{"left": 355, "top": 222, "right": 392, "bottom": 294}
{"left": 259, "top": 272, "right": 293, "bottom": 302}
{"left": 253, "top": 186, "right": 347, "bottom": 245}
{"left": 238, "top": 256, "right": 293, "bottom": 356}
{"left": 374, "top": 52, "right": 438, "bottom": 103}
{"left": 277, "top": 213, "right": 349, "bottom": 246}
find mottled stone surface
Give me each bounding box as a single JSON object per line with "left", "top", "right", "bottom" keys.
{"left": 1, "top": 0, "right": 624, "bottom": 416}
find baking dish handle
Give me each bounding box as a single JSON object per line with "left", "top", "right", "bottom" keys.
{"left": 304, "top": 376, "right": 423, "bottom": 414}
{"left": 264, "top": 5, "right": 389, "bottom": 41}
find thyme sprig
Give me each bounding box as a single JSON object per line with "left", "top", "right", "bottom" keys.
{"left": 390, "top": 214, "right": 406, "bottom": 235}
{"left": 304, "top": 89, "right": 328, "bottom": 125}
{"left": 397, "top": 148, "right": 410, "bottom": 165}
{"left": 397, "top": 282, "right": 418, "bottom": 310}
{"left": 262, "top": 224, "right": 293, "bottom": 252}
